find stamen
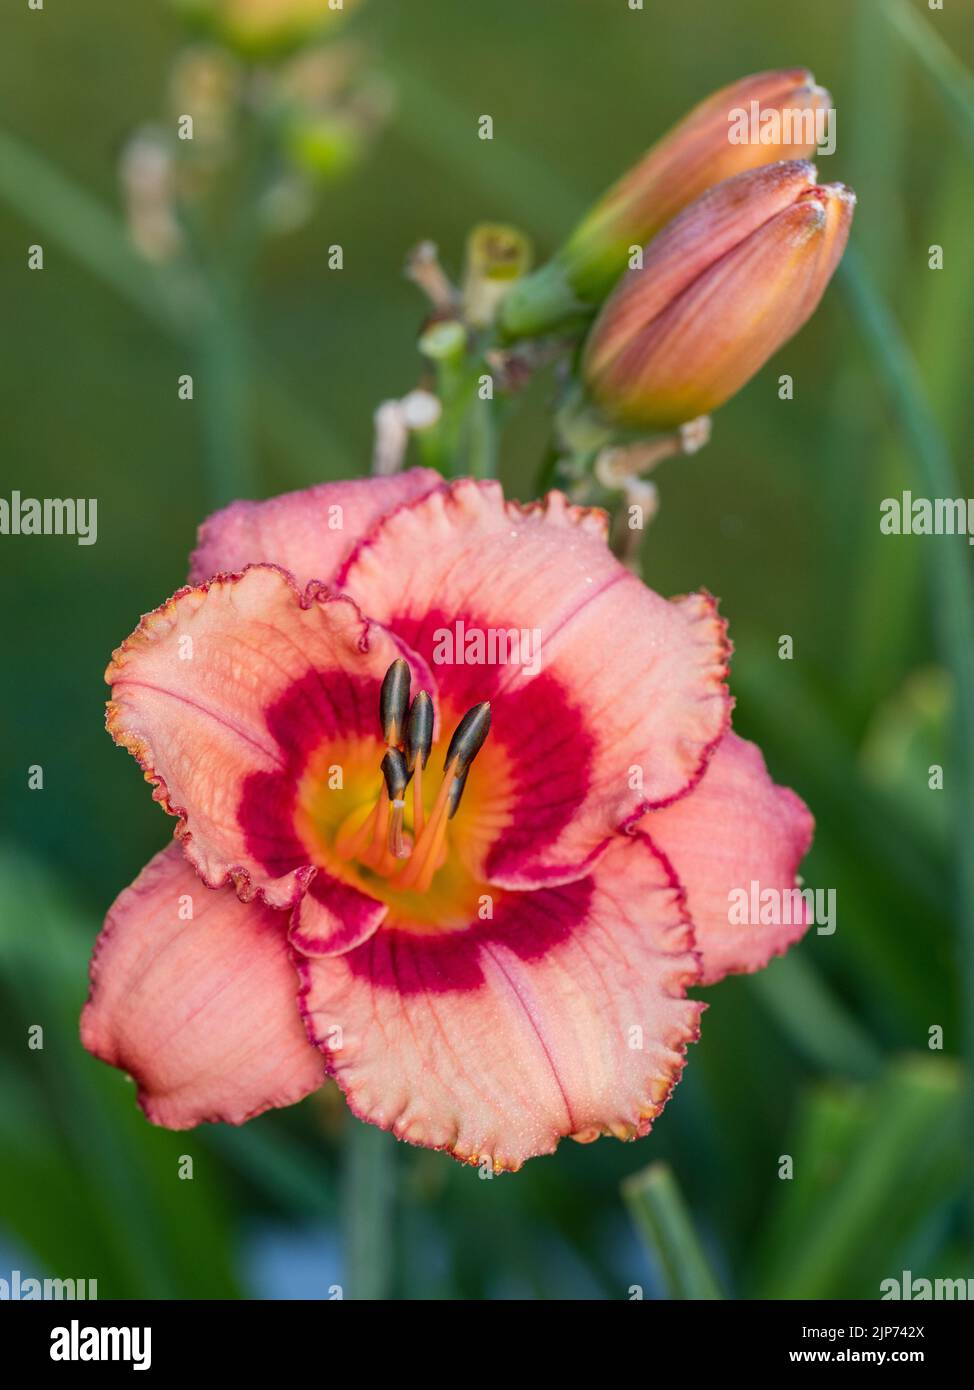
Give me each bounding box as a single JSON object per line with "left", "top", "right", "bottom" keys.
{"left": 363, "top": 793, "right": 392, "bottom": 871}
{"left": 406, "top": 691, "right": 433, "bottom": 839}
{"left": 406, "top": 691, "right": 433, "bottom": 771}
{"left": 411, "top": 824, "right": 448, "bottom": 892}
{"left": 394, "top": 700, "right": 491, "bottom": 891}
{"left": 394, "top": 784, "right": 451, "bottom": 892}
{"left": 446, "top": 765, "right": 469, "bottom": 820}
{"left": 412, "top": 763, "right": 425, "bottom": 841}
{"left": 379, "top": 658, "right": 411, "bottom": 747}
{"left": 381, "top": 748, "right": 410, "bottom": 801}
{"left": 443, "top": 701, "right": 491, "bottom": 775}
{"left": 336, "top": 696, "right": 491, "bottom": 889}
{"left": 388, "top": 800, "right": 409, "bottom": 860}
{"left": 380, "top": 748, "right": 411, "bottom": 863}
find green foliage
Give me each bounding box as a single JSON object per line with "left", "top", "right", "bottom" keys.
{"left": 1, "top": 0, "right": 972, "bottom": 1298}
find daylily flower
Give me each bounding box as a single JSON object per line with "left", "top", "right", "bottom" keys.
{"left": 501, "top": 68, "right": 832, "bottom": 337}
{"left": 583, "top": 161, "right": 856, "bottom": 431}
{"left": 82, "top": 472, "right": 813, "bottom": 1170}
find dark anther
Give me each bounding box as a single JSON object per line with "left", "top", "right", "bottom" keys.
{"left": 443, "top": 701, "right": 491, "bottom": 775}
{"left": 406, "top": 691, "right": 434, "bottom": 772}
{"left": 379, "top": 658, "right": 411, "bottom": 747}
{"left": 446, "top": 767, "right": 470, "bottom": 820}
{"left": 381, "top": 747, "right": 410, "bottom": 801}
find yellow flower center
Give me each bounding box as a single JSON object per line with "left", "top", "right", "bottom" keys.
{"left": 292, "top": 672, "right": 512, "bottom": 934}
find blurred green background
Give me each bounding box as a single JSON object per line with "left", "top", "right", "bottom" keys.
{"left": 1, "top": 0, "right": 973, "bottom": 1299}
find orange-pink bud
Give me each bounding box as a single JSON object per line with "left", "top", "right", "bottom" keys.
{"left": 500, "top": 68, "right": 835, "bottom": 340}
{"left": 564, "top": 68, "right": 833, "bottom": 302}
{"left": 582, "top": 160, "right": 855, "bottom": 430}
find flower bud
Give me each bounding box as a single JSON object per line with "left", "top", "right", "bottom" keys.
{"left": 120, "top": 131, "right": 183, "bottom": 264}
{"left": 582, "top": 161, "right": 855, "bottom": 431}
{"left": 174, "top": 0, "right": 358, "bottom": 58}
{"left": 501, "top": 68, "right": 832, "bottom": 338}
{"left": 462, "top": 224, "right": 533, "bottom": 328}
{"left": 278, "top": 46, "right": 393, "bottom": 184}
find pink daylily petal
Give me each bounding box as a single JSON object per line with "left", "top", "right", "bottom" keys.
{"left": 298, "top": 834, "right": 702, "bottom": 1171}
{"left": 335, "top": 479, "right": 731, "bottom": 889}
{"left": 289, "top": 871, "right": 389, "bottom": 957}
{"left": 189, "top": 468, "right": 443, "bottom": 588}
{"left": 642, "top": 732, "right": 814, "bottom": 984}
{"left": 81, "top": 844, "right": 325, "bottom": 1128}
{"left": 105, "top": 564, "right": 433, "bottom": 907}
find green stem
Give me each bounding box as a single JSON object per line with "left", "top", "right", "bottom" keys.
{"left": 465, "top": 391, "right": 497, "bottom": 479}
{"left": 341, "top": 1120, "right": 395, "bottom": 1300}
{"left": 0, "top": 126, "right": 182, "bottom": 333}
{"left": 416, "top": 323, "right": 469, "bottom": 475}
{"left": 622, "top": 1161, "right": 724, "bottom": 1300}
{"left": 498, "top": 258, "right": 586, "bottom": 341}
{"left": 0, "top": 123, "right": 356, "bottom": 486}
{"left": 183, "top": 92, "right": 271, "bottom": 506}
{"left": 196, "top": 275, "right": 257, "bottom": 505}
